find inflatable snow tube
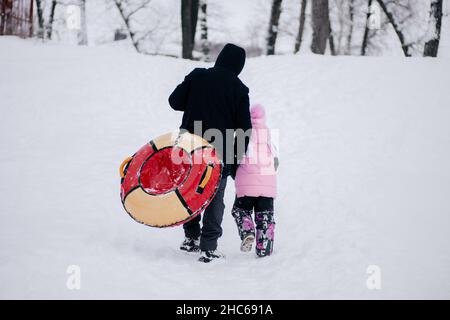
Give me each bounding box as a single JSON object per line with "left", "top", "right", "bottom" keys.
{"left": 120, "top": 131, "right": 222, "bottom": 228}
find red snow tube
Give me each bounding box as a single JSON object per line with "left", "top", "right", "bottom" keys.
{"left": 120, "top": 132, "right": 222, "bottom": 227}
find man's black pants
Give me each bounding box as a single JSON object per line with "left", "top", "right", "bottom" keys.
{"left": 183, "top": 177, "right": 228, "bottom": 251}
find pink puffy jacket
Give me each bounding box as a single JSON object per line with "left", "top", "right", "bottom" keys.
{"left": 235, "top": 105, "right": 277, "bottom": 198}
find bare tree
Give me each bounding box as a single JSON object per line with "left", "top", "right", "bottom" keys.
{"left": 46, "top": 0, "right": 57, "bottom": 40}
{"left": 331, "top": 0, "right": 354, "bottom": 55}
{"left": 329, "top": 29, "right": 336, "bottom": 55}
{"left": 266, "top": 0, "right": 283, "bottom": 55}
{"left": 294, "top": 0, "right": 307, "bottom": 54}
{"left": 35, "top": 0, "right": 45, "bottom": 38}
{"left": 191, "top": 1, "right": 199, "bottom": 45}
{"left": 424, "top": 0, "right": 443, "bottom": 57}
{"left": 78, "top": 0, "right": 88, "bottom": 45}
{"left": 311, "top": 0, "right": 330, "bottom": 54}
{"left": 346, "top": 0, "right": 354, "bottom": 55}
{"left": 181, "top": 0, "right": 199, "bottom": 59}
{"left": 376, "top": 0, "right": 410, "bottom": 57}
{"left": 361, "top": 0, "right": 373, "bottom": 56}
{"left": 199, "top": 0, "right": 209, "bottom": 61}
{"left": 114, "top": 0, "right": 151, "bottom": 53}
{"left": 0, "top": 1, "right": 5, "bottom": 35}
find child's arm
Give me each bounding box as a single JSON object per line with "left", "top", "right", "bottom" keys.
{"left": 270, "top": 140, "right": 279, "bottom": 171}
{"left": 274, "top": 156, "right": 279, "bottom": 171}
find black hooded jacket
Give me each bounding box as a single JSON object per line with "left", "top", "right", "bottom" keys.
{"left": 168, "top": 44, "right": 252, "bottom": 174}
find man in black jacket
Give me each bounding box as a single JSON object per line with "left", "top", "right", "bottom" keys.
{"left": 169, "top": 43, "right": 252, "bottom": 263}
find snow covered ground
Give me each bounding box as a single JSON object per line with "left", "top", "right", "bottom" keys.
{"left": 0, "top": 37, "right": 449, "bottom": 299}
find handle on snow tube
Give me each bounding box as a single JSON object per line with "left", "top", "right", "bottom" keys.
{"left": 196, "top": 163, "right": 214, "bottom": 194}
{"left": 119, "top": 156, "right": 133, "bottom": 178}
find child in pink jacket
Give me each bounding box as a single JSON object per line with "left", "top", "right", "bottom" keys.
{"left": 232, "top": 104, "right": 278, "bottom": 257}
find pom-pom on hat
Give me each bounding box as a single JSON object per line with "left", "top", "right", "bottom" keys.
{"left": 250, "top": 104, "right": 265, "bottom": 119}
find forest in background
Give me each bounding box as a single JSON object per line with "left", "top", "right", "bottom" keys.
{"left": 11, "top": 0, "right": 449, "bottom": 58}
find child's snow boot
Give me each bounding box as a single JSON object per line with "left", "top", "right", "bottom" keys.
{"left": 255, "top": 211, "right": 275, "bottom": 257}
{"left": 240, "top": 234, "right": 255, "bottom": 252}
{"left": 232, "top": 206, "right": 255, "bottom": 252}
{"left": 180, "top": 237, "right": 200, "bottom": 253}
{"left": 198, "top": 250, "right": 225, "bottom": 263}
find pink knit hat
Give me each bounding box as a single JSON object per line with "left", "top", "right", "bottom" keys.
{"left": 250, "top": 104, "right": 265, "bottom": 120}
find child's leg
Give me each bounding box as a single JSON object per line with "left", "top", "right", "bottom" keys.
{"left": 254, "top": 197, "right": 275, "bottom": 257}
{"left": 231, "top": 196, "right": 256, "bottom": 240}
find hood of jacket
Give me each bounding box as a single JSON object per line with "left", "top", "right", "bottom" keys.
{"left": 214, "top": 43, "right": 246, "bottom": 76}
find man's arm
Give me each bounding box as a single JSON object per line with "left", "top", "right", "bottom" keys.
{"left": 234, "top": 89, "right": 252, "bottom": 166}
{"left": 168, "top": 72, "right": 192, "bottom": 111}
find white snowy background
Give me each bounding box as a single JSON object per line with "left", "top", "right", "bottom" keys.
{"left": 1, "top": 0, "right": 450, "bottom": 299}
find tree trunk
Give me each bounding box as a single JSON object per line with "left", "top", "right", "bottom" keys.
{"left": 199, "top": 0, "right": 210, "bottom": 61}
{"left": 191, "top": 0, "right": 199, "bottom": 45}
{"left": 346, "top": 0, "right": 354, "bottom": 55}
{"left": 181, "top": 0, "right": 199, "bottom": 59}
{"left": 266, "top": 0, "right": 283, "bottom": 55}
{"left": 329, "top": 30, "right": 336, "bottom": 55}
{"left": 376, "top": 0, "right": 410, "bottom": 57}
{"left": 3, "top": 0, "right": 12, "bottom": 35}
{"left": 361, "top": 0, "right": 373, "bottom": 56}
{"left": 35, "top": 0, "right": 45, "bottom": 38}
{"left": 294, "top": 0, "right": 307, "bottom": 54}
{"left": 311, "top": 0, "right": 330, "bottom": 54}
{"left": 424, "top": 0, "right": 443, "bottom": 57}
{"left": 0, "top": 0, "right": 6, "bottom": 36}
{"left": 78, "top": 0, "right": 88, "bottom": 45}
{"left": 328, "top": 6, "right": 336, "bottom": 56}
{"left": 46, "top": 0, "right": 57, "bottom": 40}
